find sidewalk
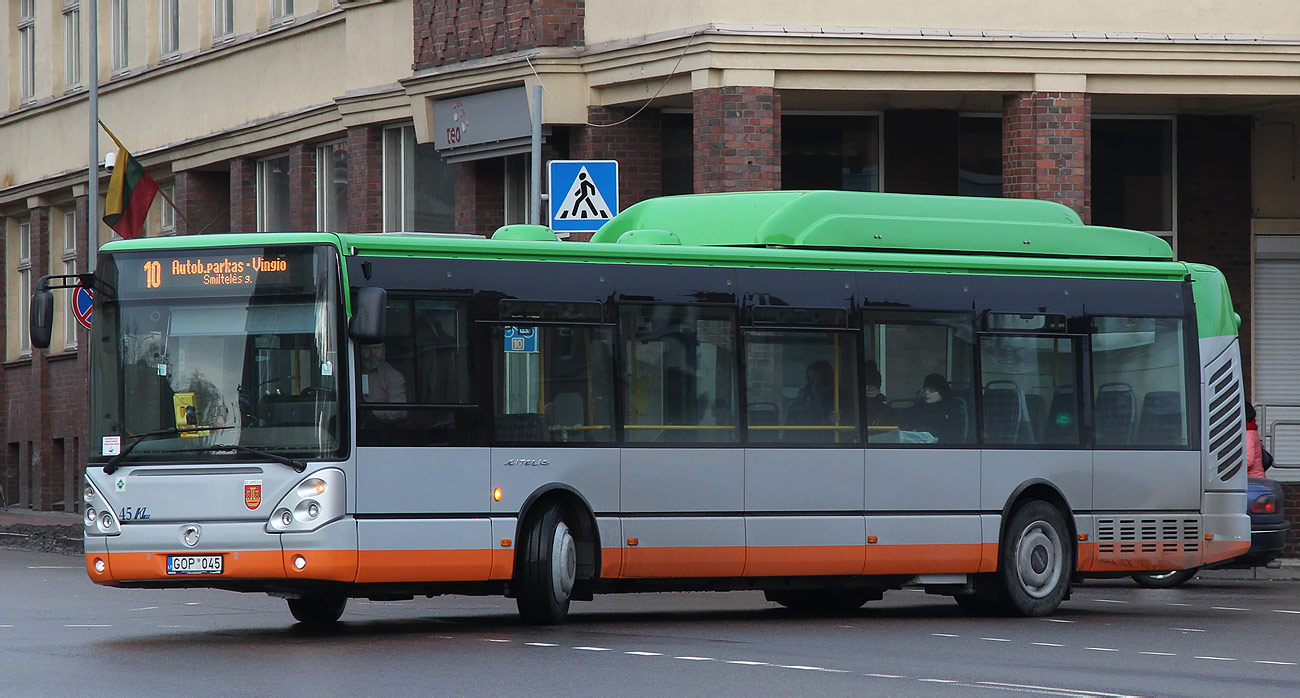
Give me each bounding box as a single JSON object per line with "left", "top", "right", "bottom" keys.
{"left": 0, "top": 507, "right": 84, "bottom": 556}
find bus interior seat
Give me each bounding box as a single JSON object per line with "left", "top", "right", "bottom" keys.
{"left": 496, "top": 413, "right": 550, "bottom": 442}
{"left": 1041, "top": 387, "right": 1079, "bottom": 444}
{"left": 1094, "top": 382, "right": 1136, "bottom": 445}
{"left": 949, "top": 395, "right": 972, "bottom": 442}
{"left": 1138, "top": 391, "right": 1184, "bottom": 445}
{"left": 983, "top": 380, "right": 1035, "bottom": 444}
{"left": 1024, "top": 393, "right": 1046, "bottom": 441}
{"left": 747, "top": 402, "right": 781, "bottom": 442}
{"left": 948, "top": 383, "right": 977, "bottom": 442}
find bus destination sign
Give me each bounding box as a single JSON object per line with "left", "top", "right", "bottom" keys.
{"left": 139, "top": 254, "right": 292, "bottom": 291}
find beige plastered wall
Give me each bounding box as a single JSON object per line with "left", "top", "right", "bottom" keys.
{"left": 0, "top": 0, "right": 411, "bottom": 204}
{"left": 586, "top": 0, "right": 1300, "bottom": 45}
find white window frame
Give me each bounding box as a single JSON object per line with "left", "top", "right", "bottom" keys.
{"left": 256, "top": 155, "right": 291, "bottom": 232}
{"left": 1093, "top": 114, "right": 1179, "bottom": 258}
{"left": 504, "top": 154, "right": 532, "bottom": 226}
{"left": 382, "top": 126, "right": 413, "bottom": 232}
{"left": 270, "top": 0, "right": 295, "bottom": 24}
{"left": 213, "top": 0, "right": 234, "bottom": 42}
{"left": 64, "top": 4, "right": 82, "bottom": 89}
{"left": 159, "top": 0, "right": 180, "bottom": 58}
{"left": 111, "top": 0, "right": 129, "bottom": 73}
{"left": 19, "top": 1, "right": 36, "bottom": 102}
{"left": 62, "top": 208, "right": 79, "bottom": 350}
{"left": 159, "top": 183, "right": 176, "bottom": 235}
{"left": 18, "top": 219, "right": 33, "bottom": 356}
{"left": 316, "top": 141, "right": 348, "bottom": 232}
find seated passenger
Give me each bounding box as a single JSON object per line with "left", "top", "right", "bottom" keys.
{"left": 863, "top": 362, "right": 896, "bottom": 427}
{"left": 788, "top": 360, "right": 837, "bottom": 426}
{"left": 359, "top": 343, "right": 407, "bottom": 423}
{"left": 907, "top": 373, "right": 964, "bottom": 443}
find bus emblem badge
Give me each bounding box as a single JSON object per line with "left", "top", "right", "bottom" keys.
{"left": 244, "top": 481, "right": 262, "bottom": 510}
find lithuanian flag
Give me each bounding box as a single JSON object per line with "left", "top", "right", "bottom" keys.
{"left": 102, "top": 147, "right": 159, "bottom": 239}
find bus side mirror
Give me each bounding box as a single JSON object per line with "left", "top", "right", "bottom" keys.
{"left": 349, "top": 286, "right": 387, "bottom": 344}
{"left": 30, "top": 279, "right": 54, "bottom": 350}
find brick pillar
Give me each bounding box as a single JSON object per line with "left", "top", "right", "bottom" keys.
{"left": 289, "top": 143, "right": 318, "bottom": 232}
{"left": 1002, "top": 92, "right": 1091, "bottom": 222}
{"left": 454, "top": 160, "right": 504, "bottom": 238}
{"left": 571, "top": 106, "right": 663, "bottom": 210}
{"left": 229, "top": 158, "right": 257, "bottom": 233}
{"left": 174, "top": 170, "right": 230, "bottom": 235}
{"left": 693, "top": 86, "right": 780, "bottom": 193}
{"left": 347, "top": 126, "right": 383, "bottom": 233}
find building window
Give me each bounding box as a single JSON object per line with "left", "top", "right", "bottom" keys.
{"left": 662, "top": 111, "right": 693, "bottom": 195}
{"left": 17, "top": 219, "right": 33, "bottom": 356}
{"left": 159, "top": 0, "right": 180, "bottom": 58}
{"left": 959, "top": 115, "right": 1002, "bottom": 197}
{"left": 64, "top": 4, "right": 82, "bottom": 89}
{"left": 111, "top": 0, "right": 129, "bottom": 72}
{"left": 382, "top": 125, "right": 455, "bottom": 233}
{"left": 62, "top": 208, "right": 78, "bottom": 350}
{"left": 503, "top": 154, "right": 532, "bottom": 225}
{"left": 257, "top": 155, "right": 291, "bottom": 232}
{"left": 213, "top": 0, "right": 234, "bottom": 41}
{"left": 19, "top": 0, "right": 36, "bottom": 102}
{"left": 1093, "top": 117, "right": 1176, "bottom": 254}
{"left": 159, "top": 184, "right": 176, "bottom": 235}
{"left": 317, "top": 141, "right": 348, "bottom": 232}
{"left": 782, "top": 113, "right": 882, "bottom": 192}
{"left": 271, "top": 0, "right": 294, "bottom": 23}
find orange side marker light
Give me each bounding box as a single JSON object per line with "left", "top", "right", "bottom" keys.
{"left": 866, "top": 536, "right": 878, "bottom": 544}
{"left": 1204, "top": 533, "right": 1215, "bottom": 541}
{"left": 500, "top": 538, "right": 512, "bottom": 547}
{"left": 1078, "top": 533, "right": 1089, "bottom": 542}
{"left": 627, "top": 538, "right": 639, "bottom": 546}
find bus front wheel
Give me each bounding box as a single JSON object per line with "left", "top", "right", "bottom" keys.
{"left": 516, "top": 504, "right": 577, "bottom": 625}
{"left": 998, "top": 501, "right": 1072, "bottom": 617}
{"left": 287, "top": 595, "right": 346, "bottom": 625}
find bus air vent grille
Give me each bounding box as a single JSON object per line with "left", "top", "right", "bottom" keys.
{"left": 1095, "top": 517, "right": 1201, "bottom": 555}
{"left": 1206, "top": 354, "right": 1244, "bottom": 482}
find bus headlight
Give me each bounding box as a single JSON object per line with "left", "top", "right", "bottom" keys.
{"left": 267, "top": 468, "right": 345, "bottom": 533}
{"left": 83, "top": 476, "right": 121, "bottom": 536}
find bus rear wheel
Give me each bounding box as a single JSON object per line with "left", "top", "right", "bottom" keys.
{"left": 516, "top": 504, "right": 577, "bottom": 625}
{"left": 287, "top": 595, "right": 346, "bottom": 625}
{"left": 998, "top": 501, "right": 1072, "bottom": 617}
{"left": 1132, "top": 569, "right": 1198, "bottom": 588}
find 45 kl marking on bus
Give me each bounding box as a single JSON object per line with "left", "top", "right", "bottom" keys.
{"left": 118, "top": 506, "right": 150, "bottom": 521}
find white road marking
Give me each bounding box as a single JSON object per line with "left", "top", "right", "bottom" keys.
{"left": 526, "top": 642, "right": 557, "bottom": 647}
{"left": 1091, "top": 599, "right": 1128, "bottom": 604}
{"left": 0, "top": 625, "right": 13, "bottom": 628}
{"left": 1254, "top": 660, "right": 1297, "bottom": 666}
{"left": 977, "top": 682, "right": 1139, "bottom": 698}
{"left": 932, "top": 633, "right": 959, "bottom": 637}
{"left": 919, "top": 678, "right": 960, "bottom": 684}
{"left": 1211, "top": 606, "right": 1247, "bottom": 611}
{"left": 157, "top": 625, "right": 187, "bottom": 628}
{"left": 675, "top": 656, "right": 713, "bottom": 661}
{"left": 65, "top": 624, "right": 111, "bottom": 628}
{"left": 1140, "top": 652, "right": 1177, "bottom": 657}
{"left": 484, "top": 639, "right": 510, "bottom": 643}
{"left": 1032, "top": 642, "right": 1064, "bottom": 647}
{"left": 726, "top": 660, "right": 768, "bottom": 666}
{"left": 27, "top": 565, "right": 79, "bottom": 569}
{"left": 1084, "top": 648, "right": 1118, "bottom": 652}
{"left": 183, "top": 602, "right": 198, "bottom": 606}
{"left": 1044, "top": 619, "right": 1074, "bottom": 623}
{"left": 1272, "top": 609, "right": 1300, "bottom": 614}
{"left": 625, "top": 651, "right": 661, "bottom": 656}
{"left": 982, "top": 637, "right": 1012, "bottom": 642}
{"left": 574, "top": 647, "right": 611, "bottom": 652}
{"left": 1165, "top": 602, "right": 1191, "bottom": 607}
{"left": 130, "top": 607, "right": 159, "bottom": 611}
{"left": 780, "top": 665, "right": 840, "bottom": 671}
{"left": 1171, "top": 628, "right": 1205, "bottom": 632}
{"left": 1195, "top": 656, "right": 1236, "bottom": 661}
{"left": 865, "top": 673, "right": 905, "bottom": 679}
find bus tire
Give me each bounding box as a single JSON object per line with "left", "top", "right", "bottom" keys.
{"left": 1132, "top": 569, "right": 1198, "bottom": 589}
{"left": 287, "top": 596, "right": 346, "bottom": 625}
{"left": 516, "top": 503, "right": 577, "bottom": 625}
{"left": 998, "top": 500, "right": 1072, "bottom": 617}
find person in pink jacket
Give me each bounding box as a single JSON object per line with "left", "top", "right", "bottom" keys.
{"left": 1246, "top": 403, "right": 1266, "bottom": 478}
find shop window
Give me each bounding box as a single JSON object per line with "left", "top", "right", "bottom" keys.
{"left": 317, "top": 141, "right": 348, "bottom": 232}
{"left": 382, "top": 125, "right": 456, "bottom": 233}
{"left": 959, "top": 115, "right": 1002, "bottom": 197}
{"left": 1093, "top": 117, "right": 1175, "bottom": 252}
{"left": 782, "top": 114, "right": 881, "bottom": 192}
{"left": 661, "top": 112, "right": 693, "bottom": 195}
{"left": 256, "top": 155, "right": 290, "bottom": 232}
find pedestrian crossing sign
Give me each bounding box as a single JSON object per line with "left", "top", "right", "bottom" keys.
{"left": 549, "top": 160, "right": 619, "bottom": 233}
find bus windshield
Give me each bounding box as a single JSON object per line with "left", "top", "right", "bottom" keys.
{"left": 89, "top": 245, "right": 344, "bottom": 462}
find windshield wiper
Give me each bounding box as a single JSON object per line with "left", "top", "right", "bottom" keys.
{"left": 104, "top": 427, "right": 221, "bottom": 474}
{"left": 102, "top": 427, "right": 305, "bottom": 474}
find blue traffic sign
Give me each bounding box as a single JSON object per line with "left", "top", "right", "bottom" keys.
{"left": 72, "top": 284, "right": 94, "bottom": 330}
{"left": 549, "top": 160, "right": 618, "bottom": 233}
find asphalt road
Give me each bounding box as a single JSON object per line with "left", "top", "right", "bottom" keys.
{"left": 3, "top": 548, "right": 1299, "bottom": 697}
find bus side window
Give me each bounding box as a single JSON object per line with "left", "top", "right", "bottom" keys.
{"left": 863, "top": 311, "right": 977, "bottom": 446}
{"left": 1091, "top": 317, "right": 1189, "bottom": 448}
{"left": 743, "top": 327, "right": 859, "bottom": 444}
{"left": 492, "top": 324, "right": 616, "bottom": 443}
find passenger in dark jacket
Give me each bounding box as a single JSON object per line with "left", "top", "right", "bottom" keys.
{"left": 907, "top": 373, "right": 965, "bottom": 443}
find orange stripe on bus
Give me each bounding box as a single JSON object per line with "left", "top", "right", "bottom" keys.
{"left": 98, "top": 550, "right": 285, "bottom": 582}
{"left": 621, "top": 546, "right": 746, "bottom": 578}
{"left": 356, "top": 549, "right": 493, "bottom": 583}
{"left": 489, "top": 548, "right": 514, "bottom": 580}
{"left": 600, "top": 547, "right": 622, "bottom": 578}
{"left": 866, "top": 543, "right": 986, "bottom": 575}
{"left": 744, "top": 545, "right": 865, "bottom": 577}
{"left": 282, "top": 549, "right": 358, "bottom": 583}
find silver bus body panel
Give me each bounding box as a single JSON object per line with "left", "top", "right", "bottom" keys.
{"left": 356, "top": 518, "right": 490, "bottom": 552}
{"left": 489, "top": 447, "right": 620, "bottom": 515}
{"left": 356, "top": 447, "right": 489, "bottom": 514}
{"left": 1092, "top": 451, "right": 1202, "bottom": 510}
{"left": 866, "top": 449, "right": 979, "bottom": 511}
{"left": 88, "top": 464, "right": 287, "bottom": 523}
{"left": 106, "top": 520, "right": 279, "bottom": 554}
{"left": 980, "top": 450, "right": 1092, "bottom": 511}
{"left": 621, "top": 449, "right": 744, "bottom": 512}
{"left": 745, "top": 449, "right": 864, "bottom": 512}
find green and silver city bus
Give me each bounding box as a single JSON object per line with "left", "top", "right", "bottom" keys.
{"left": 33, "top": 190, "right": 1249, "bottom": 624}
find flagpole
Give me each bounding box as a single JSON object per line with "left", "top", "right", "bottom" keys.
{"left": 87, "top": 0, "right": 99, "bottom": 273}
{"left": 98, "top": 118, "right": 199, "bottom": 235}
